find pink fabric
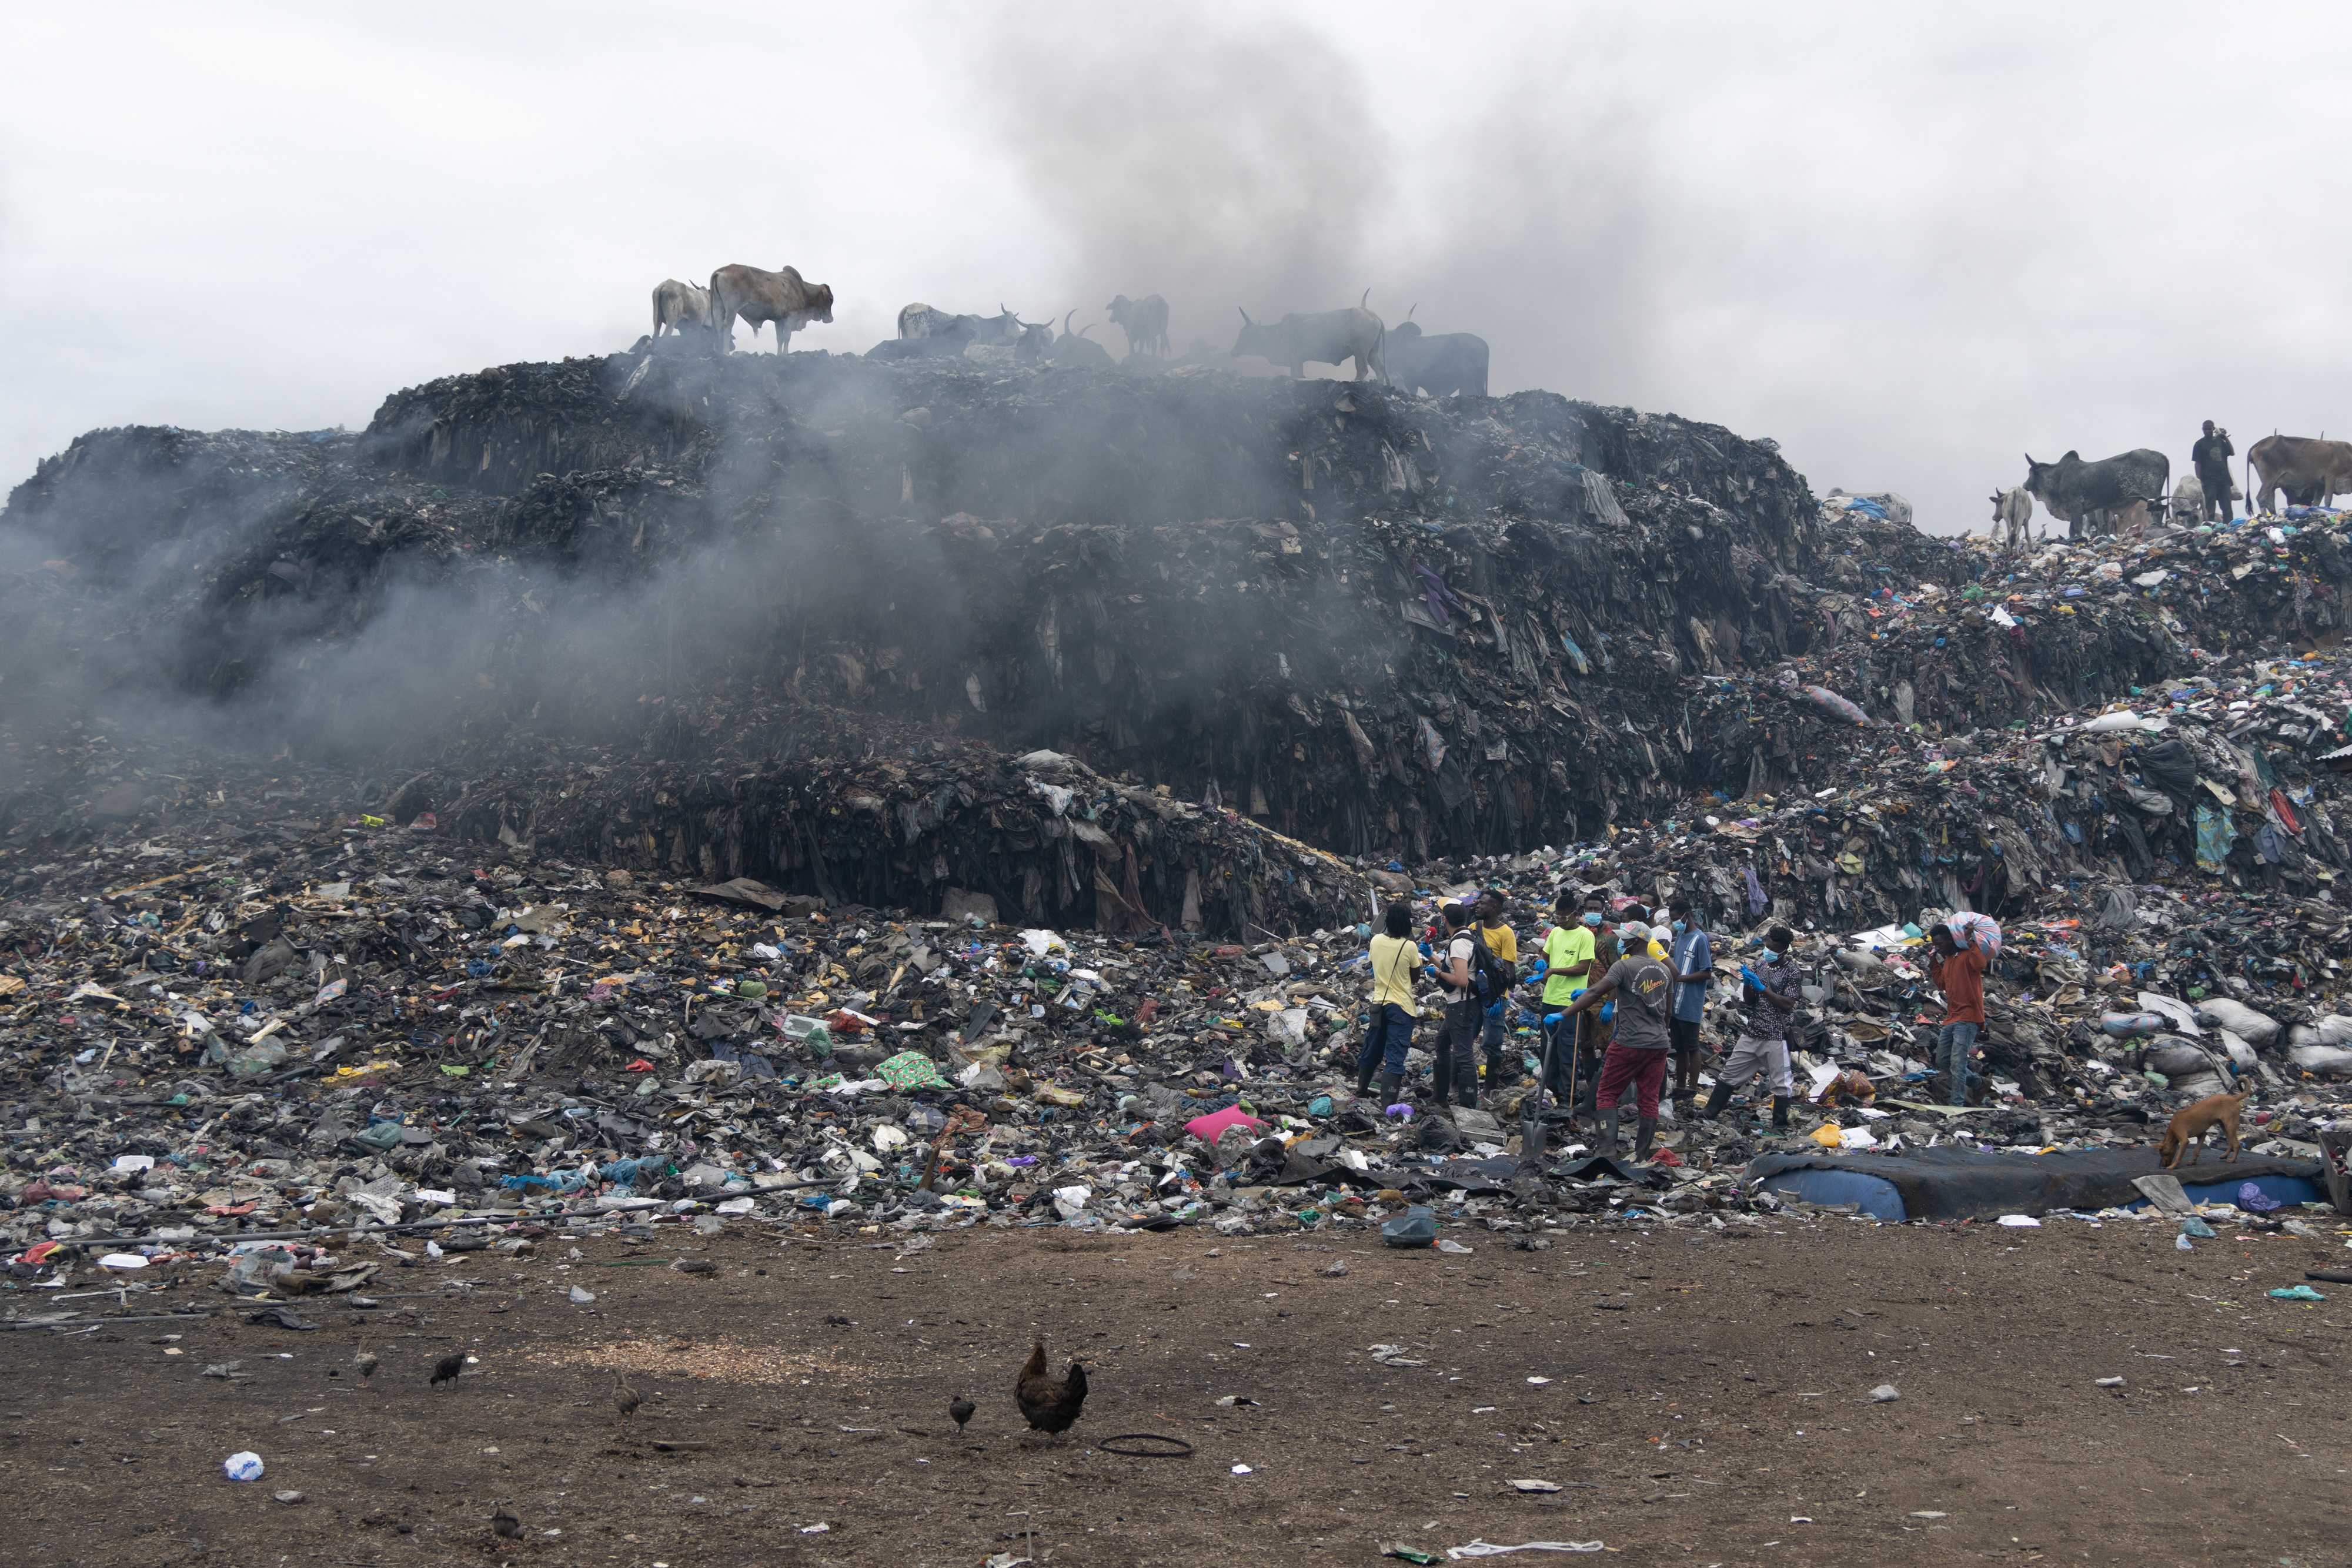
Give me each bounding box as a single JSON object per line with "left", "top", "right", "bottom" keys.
{"left": 1185, "top": 1105, "right": 1266, "bottom": 1143}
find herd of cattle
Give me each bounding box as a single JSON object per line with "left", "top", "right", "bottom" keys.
{"left": 643, "top": 262, "right": 1490, "bottom": 396}
{"left": 651, "top": 265, "right": 2352, "bottom": 536}
{"left": 1989, "top": 435, "right": 2352, "bottom": 543}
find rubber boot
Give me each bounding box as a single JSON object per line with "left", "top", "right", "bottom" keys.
{"left": 1595, "top": 1108, "right": 1621, "bottom": 1157}
{"left": 1378, "top": 1072, "right": 1403, "bottom": 1108}
{"left": 1632, "top": 1116, "right": 1658, "bottom": 1162}
{"left": 1457, "top": 1069, "right": 1479, "bottom": 1110}
{"left": 1354, "top": 1061, "right": 1376, "bottom": 1098}
{"left": 1770, "top": 1095, "right": 1791, "bottom": 1131}
{"left": 1702, "top": 1081, "right": 1733, "bottom": 1120}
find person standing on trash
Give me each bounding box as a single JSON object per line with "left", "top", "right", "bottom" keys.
{"left": 1571, "top": 917, "right": 1626, "bottom": 1116}
{"left": 2192, "top": 420, "right": 2234, "bottom": 523}
{"left": 1664, "top": 897, "right": 1712, "bottom": 1109}
{"left": 1554, "top": 928, "right": 1675, "bottom": 1161}
{"left": 1354, "top": 902, "right": 1419, "bottom": 1105}
{"left": 1475, "top": 888, "right": 1519, "bottom": 1097}
{"left": 1700, "top": 925, "right": 1802, "bottom": 1130}
{"left": 1433, "top": 901, "right": 1485, "bottom": 1111}
{"left": 1926, "top": 923, "right": 1990, "bottom": 1107}
{"left": 1536, "top": 891, "right": 1599, "bottom": 1100}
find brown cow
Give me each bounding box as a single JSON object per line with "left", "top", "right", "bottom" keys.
{"left": 709, "top": 264, "right": 834, "bottom": 355}
{"left": 2247, "top": 434, "right": 2352, "bottom": 514}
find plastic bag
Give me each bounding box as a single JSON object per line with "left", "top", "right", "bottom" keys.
{"left": 1381, "top": 1205, "right": 1437, "bottom": 1248}
{"left": 2194, "top": 997, "right": 2280, "bottom": 1047}
{"left": 1801, "top": 685, "right": 1868, "bottom": 725}
{"left": 1946, "top": 912, "right": 2002, "bottom": 957}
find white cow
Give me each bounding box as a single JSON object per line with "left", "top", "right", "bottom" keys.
{"left": 652, "top": 279, "right": 713, "bottom": 339}
{"left": 1988, "top": 486, "right": 2034, "bottom": 546}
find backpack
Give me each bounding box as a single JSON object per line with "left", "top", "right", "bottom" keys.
{"left": 1461, "top": 925, "right": 1512, "bottom": 1004}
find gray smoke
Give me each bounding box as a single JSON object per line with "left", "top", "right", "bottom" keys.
{"left": 968, "top": 10, "right": 1393, "bottom": 359}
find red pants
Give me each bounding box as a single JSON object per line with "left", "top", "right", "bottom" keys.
{"left": 1593, "top": 1044, "right": 1668, "bottom": 1118}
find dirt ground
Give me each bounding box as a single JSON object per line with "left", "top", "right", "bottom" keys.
{"left": 5, "top": 1213, "right": 2348, "bottom": 1568}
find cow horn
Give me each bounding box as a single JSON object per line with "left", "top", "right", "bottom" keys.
{"left": 1238, "top": 306, "right": 1252, "bottom": 324}
{"left": 1407, "top": 302, "right": 1417, "bottom": 320}
{"left": 1359, "top": 288, "right": 1370, "bottom": 308}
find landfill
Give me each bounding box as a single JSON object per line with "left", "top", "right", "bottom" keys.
{"left": 4, "top": 344, "right": 2352, "bottom": 1296}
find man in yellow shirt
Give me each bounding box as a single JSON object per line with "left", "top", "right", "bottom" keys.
{"left": 1475, "top": 889, "right": 1519, "bottom": 1095}
{"left": 1354, "top": 902, "right": 1421, "bottom": 1102}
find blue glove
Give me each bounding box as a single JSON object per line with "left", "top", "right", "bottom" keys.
{"left": 1740, "top": 965, "right": 1766, "bottom": 991}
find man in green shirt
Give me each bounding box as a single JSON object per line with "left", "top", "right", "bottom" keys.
{"left": 1538, "top": 891, "right": 1604, "bottom": 1100}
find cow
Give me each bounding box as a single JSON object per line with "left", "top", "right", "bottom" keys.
{"left": 1232, "top": 304, "right": 1386, "bottom": 382}
{"left": 2020, "top": 448, "right": 2169, "bottom": 540}
{"left": 709, "top": 263, "right": 834, "bottom": 355}
{"left": 1048, "top": 312, "right": 1115, "bottom": 369}
{"left": 1988, "top": 485, "right": 2034, "bottom": 546}
{"left": 865, "top": 327, "right": 976, "bottom": 362}
{"left": 1012, "top": 316, "right": 1056, "bottom": 363}
{"left": 651, "top": 278, "right": 713, "bottom": 339}
{"left": 2169, "top": 473, "right": 2248, "bottom": 523}
{"left": 1105, "top": 293, "right": 1170, "bottom": 359}
{"left": 2247, "top": 434, "right": 2352, "bottom": 514}
{"left": 897, "top": 303, "right": 1025, "bottom": 349}
{"left": 1386, "top": 319, "right": 1489, "bottom": 397}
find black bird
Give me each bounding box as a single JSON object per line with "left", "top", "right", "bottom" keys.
{"left": 491, "top": 1500, "right": 523, "bottom": 1540}
{"left": 950, "top": 1395, "right": 976, "bottom": 1433}
{"left": 430, "top": 1350, "right": 466, "bottom": 1388}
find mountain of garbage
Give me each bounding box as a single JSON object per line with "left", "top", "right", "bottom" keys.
{"left": 4, "top": 342, "right": 2351, "bottom": 1289}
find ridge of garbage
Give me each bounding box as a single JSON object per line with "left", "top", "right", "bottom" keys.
{"left": 2, "top": 346, "right": 2350, "bottom": 1287}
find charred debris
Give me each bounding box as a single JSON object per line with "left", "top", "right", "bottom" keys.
{"left": 3, "top": 343, "right": 2348, "bottom": 944}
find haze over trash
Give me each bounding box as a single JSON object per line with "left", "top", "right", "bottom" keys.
{"left": 5, "top": 3, "right": 2351, "bottom": 536}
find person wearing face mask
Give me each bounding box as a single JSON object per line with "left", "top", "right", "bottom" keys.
{"left": 1554, "top": 918, "right": 1676, "bottom": 1160}
{"left": 1619, "top": 920, "right": 1669, "bottom": 962}
{"left": 1536, "top": 891, "right": 1601, "bottom": 1101}
{"left": 1663, "top": 897, "right": 1711, "bottom": 1110}
{"left": 1700, "top": 924, "right": 1800, "bottom": 1130}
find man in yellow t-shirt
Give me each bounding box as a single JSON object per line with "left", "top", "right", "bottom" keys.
{"left": 1354, "top": 902, "right": 1421, "bottom": 1100}
{"left": 1475, "top": 890, "right": 1519, "bottom": 1091}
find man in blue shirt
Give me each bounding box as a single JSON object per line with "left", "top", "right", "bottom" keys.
{"left": 1664, "top": 897, "right": 1710, "bottom": 1109}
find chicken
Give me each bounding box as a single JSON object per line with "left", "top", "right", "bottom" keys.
{"left": 614, "top": 1371, "right": 642, "bottom": 1426}
{"left": 1014, "top": 1340, "right": 1088, "bottom": 1435}
{"left": 949, "top": 1395, "right": 975, "bottom": 1433}
{"left": 353, "top": 1347, "right": 378, "bottom": 1389}
{"left": 430, "top": 1350, "right": 466, "bottom": 1389}
{"left": 491, "top": 1500, "right": 524, "bottom": 1540}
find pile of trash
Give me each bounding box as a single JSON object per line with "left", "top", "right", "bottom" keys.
{"left": 6, "top": 348, "right": 2352, "bottom": 1288}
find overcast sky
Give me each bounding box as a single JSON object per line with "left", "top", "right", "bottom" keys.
{"left": 5, "top": 2, "right": 2348, "bottom": 535}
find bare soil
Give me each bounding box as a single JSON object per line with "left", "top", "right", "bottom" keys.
{"left": 5, "top": 1215, "right": 2347, "bottom": 1567}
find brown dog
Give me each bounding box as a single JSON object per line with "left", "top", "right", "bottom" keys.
{"left": 2158, "top": 1089, "right": 2252, "bottom": 1169}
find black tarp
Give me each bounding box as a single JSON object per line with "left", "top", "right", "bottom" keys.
{"left": 1748, "top": 1144, "right": 2324, "bottom": 1222}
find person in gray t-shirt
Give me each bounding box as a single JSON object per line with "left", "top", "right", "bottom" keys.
{"left": 1703, "top": 924, "right": 1802, "bottom": 1129}
{"left": 1556, "top": 950, "right": 1673, "bottom": 1159}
